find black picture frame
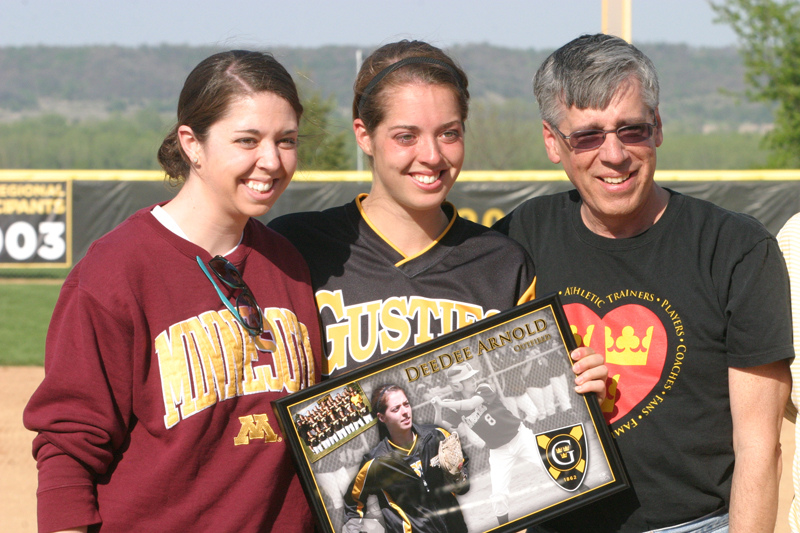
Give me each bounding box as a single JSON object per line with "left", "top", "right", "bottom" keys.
{"left": 273, "top": 294, "right": 628, "bottom": 533}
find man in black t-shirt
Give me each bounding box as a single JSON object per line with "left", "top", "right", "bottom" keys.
{"left": 495, "top": 34, "right": 792, "bottom": 533}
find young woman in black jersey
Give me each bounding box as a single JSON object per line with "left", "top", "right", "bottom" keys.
{"left": 269, "top": 39, "right": 606, "bottom": 397}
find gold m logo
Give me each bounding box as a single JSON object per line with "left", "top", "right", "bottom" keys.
{"left": 234, "top": 414, "right": 281, "bottom": 445}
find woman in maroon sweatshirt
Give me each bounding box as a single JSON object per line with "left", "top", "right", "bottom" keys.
{"left": 24, "top": 50, "right": 322, "bottom": 533}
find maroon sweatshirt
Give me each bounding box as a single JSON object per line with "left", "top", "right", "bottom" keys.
{"left": 24, "top": 207, "right": 322, "bottom": 532}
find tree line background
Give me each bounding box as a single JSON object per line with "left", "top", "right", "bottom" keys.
{"left": 0, "top": 38, "right": 784, "bottom": 171}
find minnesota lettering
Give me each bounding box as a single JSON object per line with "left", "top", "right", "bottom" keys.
{"left": 156, "top": 306, "right": 314, "bottom": 429}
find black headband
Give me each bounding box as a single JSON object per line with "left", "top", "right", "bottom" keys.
{"left": 357, "top": 56, "right": 464, "bottom": 114}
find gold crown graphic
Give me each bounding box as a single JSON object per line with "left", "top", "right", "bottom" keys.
{"left": 571, "top": 324, "right": 593, "bottom": 347}
{"left": 604, "top": 325, "right": 653, "bottom": 366}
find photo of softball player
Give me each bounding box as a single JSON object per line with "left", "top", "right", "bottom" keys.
{"left": 433, "top": 362, "right": 545, "bottom": 526}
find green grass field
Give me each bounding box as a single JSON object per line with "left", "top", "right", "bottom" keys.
{"left": 0, "top": 282, "right": 62, "bottom": 365}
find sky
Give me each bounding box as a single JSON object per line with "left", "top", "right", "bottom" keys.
{"left": 0, "top": 0, "right": 739, "bottom": 50}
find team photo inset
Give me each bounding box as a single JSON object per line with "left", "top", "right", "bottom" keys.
{"left": 296, "top": 383, "right": 375, "bottom": 459}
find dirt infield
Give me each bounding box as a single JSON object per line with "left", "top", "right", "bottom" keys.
{"left": 1, "top": 366, "right": 42, "bottom": 532}
{"left": 0, "top": 366, "right": 795, "bottom": 532}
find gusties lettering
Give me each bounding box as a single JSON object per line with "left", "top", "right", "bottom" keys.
{"left": 316, "top": 290, "right": 496, "bottom": 374}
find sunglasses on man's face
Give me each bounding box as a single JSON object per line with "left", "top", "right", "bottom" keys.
{"left": 553, "top": 120, "right": 657, "bottom": 150}
{"left": 196, "top": 256, "right": 264, "bottom": 336}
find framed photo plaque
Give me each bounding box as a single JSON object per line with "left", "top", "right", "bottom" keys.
{"left": 273, "top": 294, "right": 627, "bottom": 533}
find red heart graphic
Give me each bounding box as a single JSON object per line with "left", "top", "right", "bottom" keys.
{"left": 564, "top": 303, "right": 668, "bottom": 424}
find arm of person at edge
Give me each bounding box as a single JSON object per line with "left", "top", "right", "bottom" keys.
{"left": 728, "top": 359, "right": 791, "bottom": 532}
{"left": 777, "top": 221, "right": 799, "bottom": 425}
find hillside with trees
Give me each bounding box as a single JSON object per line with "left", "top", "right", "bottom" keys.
{"left": 712, "top": 0, "right": 800, "bottom": 167}
{"left": 0, "top": 43, "right": 777, "bottom": 170}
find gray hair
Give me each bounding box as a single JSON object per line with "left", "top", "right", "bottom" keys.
{"left": 533, "top": 34, "right": 659, "bottom": 127}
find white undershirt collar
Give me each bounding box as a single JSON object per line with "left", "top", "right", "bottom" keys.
{"left": 151, "top": 205, "right": 242, "bottom": 256}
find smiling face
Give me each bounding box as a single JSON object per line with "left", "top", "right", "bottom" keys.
{"left": 180, "top": 91, "right": 299, "bottom": 226}
{"left": 377, "top": 389, "right": 413, "bottom": 438}
{"left": 542, "top": 78, "right": 665, "bottom": 238}
{"left": 354, "top": 83, "right": 464, "bottom": 217}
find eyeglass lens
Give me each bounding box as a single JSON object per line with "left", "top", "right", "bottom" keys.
{"left": 209, "top": 257, "right": 245, "bottom": 288}
{"left": 209, "top": 256, "right": 263, "bottom": 333}
{"left": 570, "top": 123, "right": 654, "bottom": 149}
{"left": 236, "top": 292, "right": 262, "bottom": 331}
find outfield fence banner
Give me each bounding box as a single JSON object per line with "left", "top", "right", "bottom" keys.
{"left": 0, "top": 180, "right": 72, "bottom": 267}
{"left": 2, "top": 170, "right": 800, "bottom": 269}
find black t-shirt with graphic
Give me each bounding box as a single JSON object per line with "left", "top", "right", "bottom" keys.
{"left": 495, "top": 189, "right": 792, "bottom": 532}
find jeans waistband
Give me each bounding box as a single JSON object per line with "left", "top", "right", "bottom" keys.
{"left": 648, "top": 508, "right": 729, "bottom": 533}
